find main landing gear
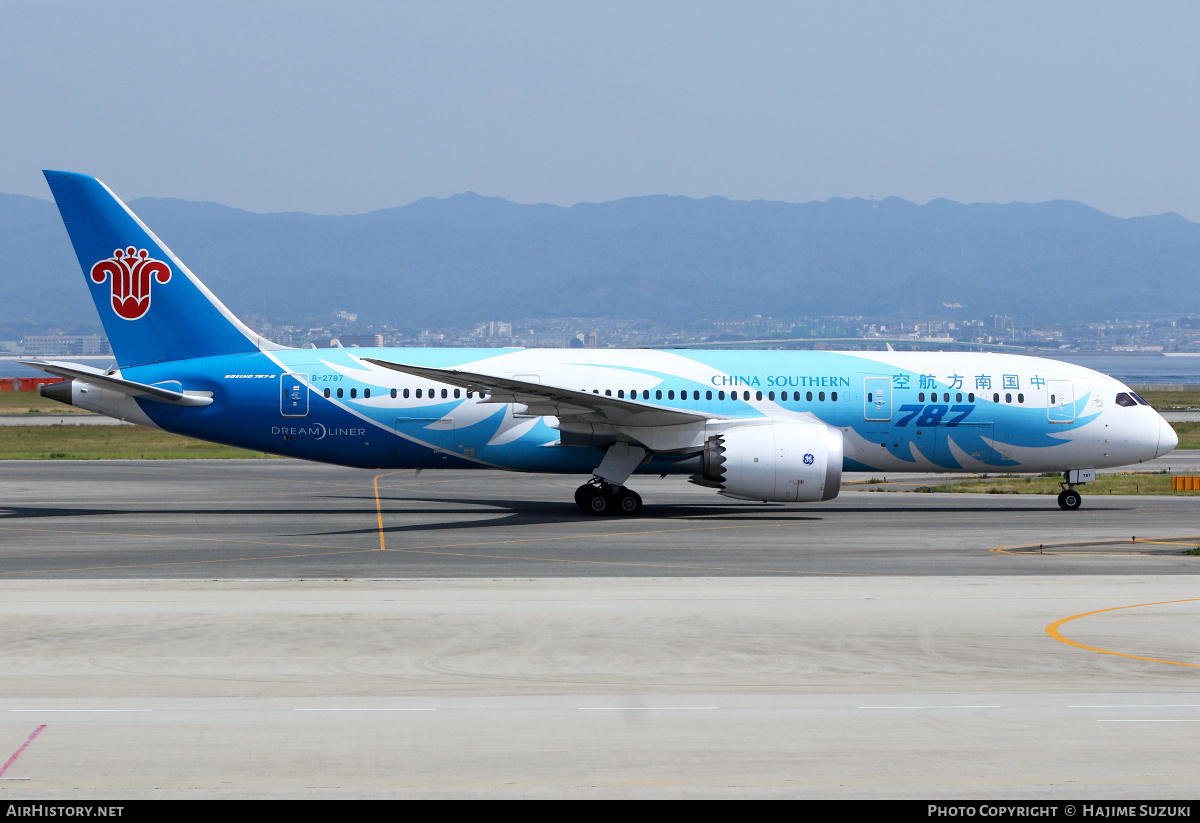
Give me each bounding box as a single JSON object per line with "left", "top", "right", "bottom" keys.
{"left": 574, "top": 479, "right": 643, "bottom": 516}
{"left": 576, "top": 443, "right": 649, "bottom": 516}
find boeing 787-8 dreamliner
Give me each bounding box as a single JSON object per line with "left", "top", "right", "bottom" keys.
{"left": 27, "top": 172, "right": 1177, "bottom": 515}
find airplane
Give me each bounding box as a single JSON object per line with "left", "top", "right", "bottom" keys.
{"left": 26, "top": 171, "right": 1178, "bottom": 515}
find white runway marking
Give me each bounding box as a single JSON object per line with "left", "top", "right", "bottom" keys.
{"left": 578, "top": 706, "right": 719, "bottom": 711}
{"left": 293, "top": 708, "right": 436, "bottom": 712}
{"left": 8, "top": 709, "right": 151, "bottom": 713}
{"left": 859, "top": 705, "right": 1000, "bottom": 709}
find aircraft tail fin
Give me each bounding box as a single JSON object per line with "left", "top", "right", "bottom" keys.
{"left": 43, "top": 171, "right": 283, "bottom": 366}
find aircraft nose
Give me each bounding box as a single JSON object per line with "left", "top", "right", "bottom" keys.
{"left": 1157, "top": 416, "right": 1178, "bottom": 457}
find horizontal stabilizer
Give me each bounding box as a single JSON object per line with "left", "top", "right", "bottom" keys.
{"left": 20, "top": 360, "right": 213, "bottom": 406}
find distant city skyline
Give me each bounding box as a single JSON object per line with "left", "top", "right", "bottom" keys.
{"left": 1, "top": 2, "right": 1198, "bottom": 219}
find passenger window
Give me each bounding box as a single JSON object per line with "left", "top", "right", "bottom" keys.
{"left": 337, "top": 388, "right": 344, "bottom": 398}
{"left": 707, "top": 391, "right": 713, "bottom": 400}
{"left": 968, "top": 393, "right": 974, "bottom": 402}
{"left": 350, "top": 388, "right": 357, "bottom": 398}
{"left": 466, "top": 391, "right": 473, "bottom": 398}
{"left": 1115, "top": 392, "right": 1137, "bottom": 407}
{"left": 1017, "top": 393, "right": 1024, "bottom": 403}
{"left": 323, "top": 388, "right": 330, "bottom": 398}
{"left": 992, "top": 393, "right": 999, "bottom": 403}
{"left": 1005, "top": 393, "right": 1012, "bottom": 403}
{"left": 441, "top": 389, "right": 448, "bottom": 399}
{"left": 831, "top": 391, "right": 838, "bottom": 401}
{"left": 454, "top": 389, "right": 460, "bottom": 398}
{"left": 655, "top": 390, "right": 663, "bottom": 400}
{"left": 390, "top": 388, "right": 396, "bottom": 398}
{"left": 668, "top": 390, "right": 675, "bottom": 400}
{"left": 806, "top": 391, "right": 813, "bottom": 401}
{"left": 794, "top": 391, "right": 801, "bottom": 401}
{"left": 617, "top": 390, "right": 624, "bottom": 398}
{"left": 919, "top": 392, "right": 925, "bottom": 402}
{"left": 403, "top": 388, "right": 410, "bottom": 398}
{"left": 768, "top": 391, "right": 775, "bottom": 401}
{"left": 718, "top": 391, "right": 725, "bottom": 400}
{"left": 956, "top": 392, "right": 962, "bottom": 402}
{"left": 818, "top": 391, "right": 825, "bottom": 401}
{"left": 756, "top": 391, "right": 762, "bottom": 401}
{"left": 605, "top": 389, "right": 612, "bottom": 396}
{"left": 415, "top": 388, "right": 422, "bottom": 398}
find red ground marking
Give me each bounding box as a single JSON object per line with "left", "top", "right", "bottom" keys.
{"left": 0, "top": 725, "right": 46, "bottom": 777}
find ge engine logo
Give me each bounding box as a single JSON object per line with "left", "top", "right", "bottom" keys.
{"left": 803, "top": 453, "right": 815, "bottom": 465}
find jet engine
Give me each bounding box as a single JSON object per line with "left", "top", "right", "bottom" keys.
{"left": 689, "top": 421, "right": 843, "bottom": 502}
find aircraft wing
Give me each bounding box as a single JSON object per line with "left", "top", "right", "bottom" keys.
{"left": 362, "top": 357, "right": 716, "bottom": 427}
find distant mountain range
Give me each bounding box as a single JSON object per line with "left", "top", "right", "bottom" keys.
{"left": 3, "top": 189, "right": 1199, "bottom": 332}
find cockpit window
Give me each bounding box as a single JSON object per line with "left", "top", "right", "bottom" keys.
{"left": 1115, "top": 392, "right": 1137, "bottom": 407}
{"left": 1130, "top": 392, "right": 1150, "bottom": 406}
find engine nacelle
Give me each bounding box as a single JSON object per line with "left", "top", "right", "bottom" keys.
{"left": 690, "top": 421, "right": 843, "bottom": 502}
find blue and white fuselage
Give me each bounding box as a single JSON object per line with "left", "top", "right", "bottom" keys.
{"left": 31, "top": 172, "right": 1177, "bottom": 514}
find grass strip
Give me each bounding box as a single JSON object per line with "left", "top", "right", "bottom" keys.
{"left": 0, "top": 425, "right": 274, "bottom": 459}
{"left": 0, "top": 391, "right": 90, "bottom": 415}
{"left": 1170, "top": 421, "right": 1200, "bottom": 449}
{"left": 914, "top": 472, "right": 1197, "bottom": 496}
{"left": 1138, "top": 389, "right": 1200, "bottom": 410}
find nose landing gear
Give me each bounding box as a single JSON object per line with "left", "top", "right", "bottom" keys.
{"left": 1057, "top": 488, "right": 1082, "bottom": 510}
{"left": 574, "top": 479, "right": 643, "bottom": 516}
{"left": 1057, "top": 468, "right": 1094, "bottom": 510}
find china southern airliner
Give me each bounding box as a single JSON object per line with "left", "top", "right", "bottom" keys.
{"left": 27, "top": 172, "right": 1177, "bottom": 515}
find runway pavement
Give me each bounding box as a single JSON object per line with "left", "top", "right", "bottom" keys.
{"left": 1, "top": 459, "right": 1199, "bottom": 577}
{"left": 0, "top": 576, "right": 1197, "bottom": 798}
{"left": 1, "top": 459, "right": 1198, "bottom": 797}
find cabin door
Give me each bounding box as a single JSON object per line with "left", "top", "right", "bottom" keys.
{"left": 864, "top": 377, "right": 892, "bottom": 421}
{"left": 1048, "top": 380, "right": 1074, "bottom": 423}
{"left": 280, "top": 373, "right": 309, "bottom": 417}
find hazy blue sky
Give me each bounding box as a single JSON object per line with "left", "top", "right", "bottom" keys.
{"left": 2, "top": 1, "right": 1197, "bottom": 218}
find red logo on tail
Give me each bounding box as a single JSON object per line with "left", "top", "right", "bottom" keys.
{"left": 90, "top": 247, "right": 172, "bottom": 321}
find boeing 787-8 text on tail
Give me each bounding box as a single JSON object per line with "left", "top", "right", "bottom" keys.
{"left": 27, "top": 172, "right": 1177, "bottom": 515}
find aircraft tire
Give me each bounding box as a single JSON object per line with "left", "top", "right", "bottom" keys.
{"left": 586, "top": 489, "right": 612, "bottom": 516}
{"left": 574, "top": 484, "right": 592, "bottom": 509}
{"left": 616, "top": 489, "right": 643, "bottom": 516}
{"left": 1057, "top": 489, "right": 1082, "bottom": 510}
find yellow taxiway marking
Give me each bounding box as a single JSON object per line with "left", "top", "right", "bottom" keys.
{"left": 1046, "top": 598, "right": 1200, "bottom": 670}
{"left": 372, "top": 470, "right": 406, "bottom": 550}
